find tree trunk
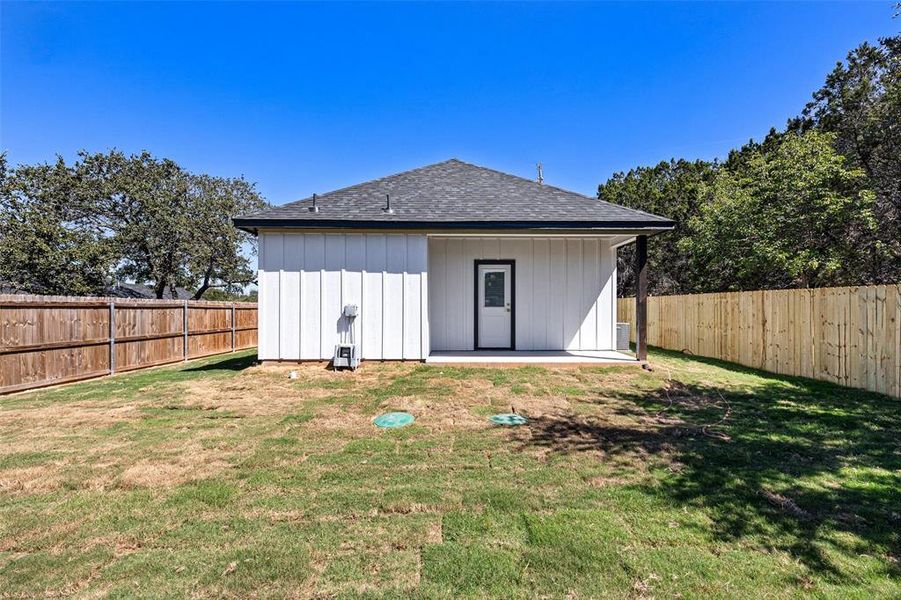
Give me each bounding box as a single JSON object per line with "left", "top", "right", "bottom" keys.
{"left": 153, "top": 277, "right": 167, "bottom": 299}
{"left": 191, "top": 260, "right": 215, "bottom": 300}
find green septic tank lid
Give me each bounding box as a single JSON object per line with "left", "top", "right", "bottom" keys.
{"left": 489, "top": 413, "right": 529, "bottom": 426}
{"left": 373, "top": 412, "right": 415, "bottom": 428}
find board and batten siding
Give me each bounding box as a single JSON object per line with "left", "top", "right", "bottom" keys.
{"left": 258, "top": 232, "right": 429, "bottom": 360}
{"left": 428, "top": 237, "right": 617, "bottom": 351}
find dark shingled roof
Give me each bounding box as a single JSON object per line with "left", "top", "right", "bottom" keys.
{"left": 107, "top": 283, "right": 193, "bottom": 300}
{"left": 234, "top": 159, "right": 674, "bottom": 232}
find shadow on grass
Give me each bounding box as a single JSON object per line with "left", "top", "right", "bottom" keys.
{"left": 522, "top": 353, "right": 901, "bottom": 581}
{"left": 183, "top": 352, "right": 258, "bottom": 373}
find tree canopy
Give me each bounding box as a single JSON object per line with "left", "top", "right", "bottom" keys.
{"left": 599, "top": 159, "right": 715, "bottom": 296}
{"left": 600, "top": 33, "right": 898, "bottom": 295}
{"left": 794, "top": 35, "right": 901, "bottom": 284}
{"left": 0, "top": 150, "right": 267, "bottom": 298}
{"left": 0, "top": 155, "right": 117, "bottom": 295}
{"left": 680, "top": 131, "right": 875, "bottom": 291}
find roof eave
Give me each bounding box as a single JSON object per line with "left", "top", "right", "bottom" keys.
{"left": 233, "top": 217, "right": 675, "bottom": 236}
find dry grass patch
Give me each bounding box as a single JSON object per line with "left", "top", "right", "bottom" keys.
{"left": 0, "top": 464, "right": 65, "bottom": 495}
{"left": 179, "top": 368, "right": 315, "bottom": 417}
{"left": 0, "top": 401, "right": 144, "bottom": 437}
{"left": 117, "top": 445, "right": 233, "bottom": 489}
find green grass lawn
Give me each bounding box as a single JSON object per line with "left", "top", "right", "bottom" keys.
{"left": 0, "top": 348, "right": 898, "bottom": 598}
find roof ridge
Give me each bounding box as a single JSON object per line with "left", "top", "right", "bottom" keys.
{"left": 448, "top": 159, "right": 650, "bottom": 216}
{"left": 276, "top": 158, "right": 462, "bottom": 210}
{"left": 446, "top": 158, "right": 596, "bottom": 200}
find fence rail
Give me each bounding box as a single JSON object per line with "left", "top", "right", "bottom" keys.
{"left": 0, "top": 294, "right": 258, "bottom": 395}
{"left": 618, "top": 284, "right": 900, "bottom": 399}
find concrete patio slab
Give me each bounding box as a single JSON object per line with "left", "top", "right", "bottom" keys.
{"left": 425, "top": 350, "right": 638, "bottom": 366}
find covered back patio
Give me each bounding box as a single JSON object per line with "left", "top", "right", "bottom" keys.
{"left": 426, "top": 233, "right": 651, "bottom": 365}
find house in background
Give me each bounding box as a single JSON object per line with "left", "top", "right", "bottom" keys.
{"left": 233, "top": 159, "right": 673, "bottom": 364}
{"left": 106, "top": 283, "right": 193, "bottom": 300}
{"left": 0, "top": 281, "right": 193, "bottom": 300}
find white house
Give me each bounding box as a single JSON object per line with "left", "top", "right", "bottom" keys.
{"left": 233, "top": 159, "right": 673, "bottom": 364}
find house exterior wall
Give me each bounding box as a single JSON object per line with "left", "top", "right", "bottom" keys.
{"left": 428, "top": 236, "right": 617, "bottom": 352}
{"left": 257, "top": 232, "right": 428, "bottom": 361}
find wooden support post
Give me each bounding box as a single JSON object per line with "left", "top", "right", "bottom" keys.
{"left": 231, "top": 304, "right": 236, "bottom": 352}
{"left": 636, "top": 234, "right": 648, "bottom": 362}
{"left": 109, "top": 301, "right": 116, "bottom": 374}
{"left": 183, "top": 300, "right": 189, "bottom": 361}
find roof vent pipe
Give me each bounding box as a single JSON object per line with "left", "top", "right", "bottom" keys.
{"left": 309, "top": 193, "right": 320, "bottom": 213}
{"left": 382, "top": 194, "right": 395, "bottom": 215}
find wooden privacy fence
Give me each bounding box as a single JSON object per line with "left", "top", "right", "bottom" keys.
{"left": 618, "top": 285, "right": 900, "bottom": 399}
{"left": 0, "top": 295, "right": 258, "bottom": 395}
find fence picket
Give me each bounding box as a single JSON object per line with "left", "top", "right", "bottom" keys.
{"left": 618, "top": 284, "right": 901, "bottom": 399}
{"left": 0, "top": 294, "right": 258, "bottom": 394}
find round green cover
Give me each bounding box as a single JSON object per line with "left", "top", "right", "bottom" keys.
{"left": 373, "top": 412, "right": 415, "bottom": 428}
{"left": 489, "top": 413, "right": 528, "bottom": 426}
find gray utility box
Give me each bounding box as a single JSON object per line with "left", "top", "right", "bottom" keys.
{"left": 616, "top": 323, "right": 631, "bottom": 351}
{"left": 333, "top": 343, "right": 360, "bottom": 370}
{"left": 333, "top": 303, "right": 360, "bottom": 370}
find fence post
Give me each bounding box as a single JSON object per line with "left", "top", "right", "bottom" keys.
{"left": 109, "top": 301, "right": 116, "bottom": 375}
{"left": 231, "top": 304, "right": 236, "bottom": 352}
{"left": 183, "top": 300, "right": 189, "bottom": 362}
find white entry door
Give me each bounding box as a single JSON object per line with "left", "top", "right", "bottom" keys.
{"left": 477, "top": 263, "right": 512, "bottom": 349}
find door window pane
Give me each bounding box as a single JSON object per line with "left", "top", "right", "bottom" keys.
{"left": 484, "top": 271, "right": 505, "bottom": 307}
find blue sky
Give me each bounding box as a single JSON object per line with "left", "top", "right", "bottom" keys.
{"left": 1, "top": 1, "right": 897, "bottom": 205}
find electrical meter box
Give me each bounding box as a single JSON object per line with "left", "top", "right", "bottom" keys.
{"left": 333, "top": 343, "right": 360, "bottom": 370}
{"left": 333, "top": 304, "right": 360, "bottom": 370}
